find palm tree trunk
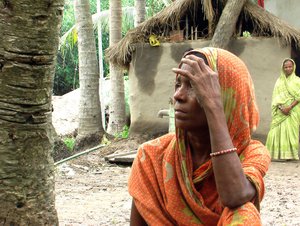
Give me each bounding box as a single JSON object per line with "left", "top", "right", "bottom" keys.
{"left": 97, "top": 0, "right": 107, "bottom": 129}
{"left": 134, "top": 0, "right": 146, "bottom": 27}
{"left": 97, "top": 0, "right": 105, "bottom": 81}
{"left": 107, "top": 0, "right": 126, "bottom": 135}
{"left": 74, "top": 0, "right": 105, "bottom": 147}
{"left": 210, "top": 0, "right": 247, "bottom": 49}
{"left": 0, "top": 0, "right": 64, "bottom": 224}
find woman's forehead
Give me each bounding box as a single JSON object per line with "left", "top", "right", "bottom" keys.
{"left": 284, "top": 60, "right": 293, "bottom": 66}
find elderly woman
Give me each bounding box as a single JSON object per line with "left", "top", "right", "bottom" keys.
{"left": 266, "top": 58, "right": 300, "bottom": 160}
{"left": 129, "top": 47, "right": 270, "bottom": 225}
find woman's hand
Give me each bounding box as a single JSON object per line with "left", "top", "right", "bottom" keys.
{"left": 172, "top": 55, "right": 221, "bottom": 108}
{"left": 279, "top": 106, "right": 291, "bottom": 115}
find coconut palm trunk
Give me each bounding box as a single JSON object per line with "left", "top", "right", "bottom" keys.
{"left": 210, "top": 0, "right": 247, "bottom": 49}
{"left": 134, "top": 0, "right": 146, "bottom": 27}
{"left": 107, "top": 0, "right": 126, "bottom": 135}
{"left": 74, "top": 0, "right": 105, "bottom": 148}
{"left": 0, "top": 0, "right": 63, "bottom": 224}
{"left": 97, "top": 0, "right": 105, "bottom": 81}
{"left": 97, "top": 0, "right": 107, "bottom": 129}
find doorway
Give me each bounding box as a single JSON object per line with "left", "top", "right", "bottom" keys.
{"left": 291, "top": 41, "right": 300, "bottom": 76}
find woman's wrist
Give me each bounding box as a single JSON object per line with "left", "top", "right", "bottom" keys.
{"left": 289, "top": 104, "right": 295, "bottom": 110}
{"left": 202, "top": 97, "right": 223, "bottom": 112}
{"left": 290, "top": 100, "right": 298, "bottom": 109}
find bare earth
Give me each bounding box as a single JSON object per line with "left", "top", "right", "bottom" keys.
{"left": 53, "top": 91, "right": 300, "bottom": 226}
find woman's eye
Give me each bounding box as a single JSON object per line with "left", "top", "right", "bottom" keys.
{"left": 175, "top": 82, "right": 181, "bottom": 89}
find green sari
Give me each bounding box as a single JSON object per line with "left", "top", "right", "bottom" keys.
{"left": 266, "top": 59, "right": 300, "bottom": 160}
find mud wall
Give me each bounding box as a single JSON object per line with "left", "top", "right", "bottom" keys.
{"left": 128, "top": 38, "right": 290, "bottom": 142}
{"left": 265, "top": 0, "right": 300, "bottom": 29}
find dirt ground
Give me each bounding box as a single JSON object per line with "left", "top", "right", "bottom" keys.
{"left": 54, "top": 141, "right": 300, "bottom": 226}
{"left": 52, "top": 91, "right": 300, "bottom": 226}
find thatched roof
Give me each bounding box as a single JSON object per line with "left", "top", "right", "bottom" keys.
{"left": 106, "top": 0, "right": 300, "bottom": 69}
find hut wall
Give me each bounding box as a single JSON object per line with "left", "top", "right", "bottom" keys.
{"left": 128, "top": 38, "right": 290, "bottom": 142}
{"left": 265, "top": 0, "right": 300, "bottom": 29}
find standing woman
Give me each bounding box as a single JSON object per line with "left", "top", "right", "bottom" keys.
{"left": 266, "top": 59, "right": 300, "bottom": 160}
{"left": 129, "top": 47, "right": 270, "bottom": 225}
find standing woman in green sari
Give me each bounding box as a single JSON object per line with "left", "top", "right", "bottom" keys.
{"left": 266, "top": 59, "right": 300, "bottom": 160}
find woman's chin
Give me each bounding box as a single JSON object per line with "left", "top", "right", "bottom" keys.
{"left": 175, "top": 119, "right": 191, "bottom": 130}
{"left": 175, "top": 119, "right": 208, "bottom": 132}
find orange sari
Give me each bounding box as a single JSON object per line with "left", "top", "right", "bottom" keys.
{"left": 128, "top": 48, "right": 270, "bottom": 225}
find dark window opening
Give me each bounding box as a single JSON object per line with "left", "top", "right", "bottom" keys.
{"left": 291, "top": 41, "right": 300, "bottom": 77}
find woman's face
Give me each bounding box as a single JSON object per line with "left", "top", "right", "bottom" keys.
{"left": 283, "top": 60, "right": 294, "bottom": 77}
{"left": 173, "top": 64, "right": 208, "bottom": 131}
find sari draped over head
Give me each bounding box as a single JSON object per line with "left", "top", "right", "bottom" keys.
{"left": 266, "top": 58, "right": 300, "bottom": 160}
{"left": 129, "top": 48, "right": 270, "bottom": 225}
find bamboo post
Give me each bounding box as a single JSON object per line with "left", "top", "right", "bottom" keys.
{"left": 191, "top": 26, "right": 194, "bottom": 40}
{"left": 185, "top": 16, "right": 189, "bottom": 40}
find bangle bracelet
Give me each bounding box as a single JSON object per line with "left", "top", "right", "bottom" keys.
{"left": 210, "top": 147, "right": 237, "bottom": 157}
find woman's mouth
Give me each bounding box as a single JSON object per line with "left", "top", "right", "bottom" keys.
{"left": 175, "top": 109, "right": 187, "bottom": 118}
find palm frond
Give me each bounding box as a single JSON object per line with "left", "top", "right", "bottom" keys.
{"left": 59, "top": 7, "right": 136, "bottom": 54}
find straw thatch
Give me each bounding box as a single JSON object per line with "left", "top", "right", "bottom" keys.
{"left": 106, "top": 0, "right": 300, "bottom": 69}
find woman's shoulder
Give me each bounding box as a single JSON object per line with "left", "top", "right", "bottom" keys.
{"left": 141, "top": 133, "right": 175, "bottom": 148}
{"left": 293, "top": 74, "right": 300, "bottom": 83}
{"left": 138, "top": 133, "right": 176, "bottom": 154}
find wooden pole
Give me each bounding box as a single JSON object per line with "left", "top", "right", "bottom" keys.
{"left": 185, "top": 16, "right": 189, "bottom": 40}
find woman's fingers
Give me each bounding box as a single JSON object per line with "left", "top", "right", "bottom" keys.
{"left": 186, "top": 55, "right": 212, "bottom": 71}
{"left": 171, "top": 68, "right": 193, "bottom": 80}
{"left": 172, "top": 55, "right": 210, "bottom": 81}
{"left": 182, "top": 55, "right": 215, "bottom": 77}
{"left": 180, "top": 57, "right": 202, "bottom": 76}
{"left": 172, "top": 54, "right": 218, "bottom": 84}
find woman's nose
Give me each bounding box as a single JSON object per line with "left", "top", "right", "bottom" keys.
{"left": 173, "top": 86, "right": 186, "bottom": 102}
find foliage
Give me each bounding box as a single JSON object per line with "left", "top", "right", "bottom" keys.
{"left": 115, "top": 125, "right": 129, "bottom": 139}
{"left": 54, "top": 0, "right": 79, "bottom": 95}
{"left": 147, "top": 0, "right": 166, "bottom": 16}
{"left": 63, "top": 137, "right": 76, "bottom": 151}
{"left": 54, "top": 45, "right": 79, "bottom": 95}
{"left": 54, "top": 0, "right": 166, "bottom": 95}
{"left": 101, "top": 134, "right": 111, "bottom": 145}
{"left": 60, "top": 0, "right": 75, "bottom": 36}
{"left": 242, "top": 31, "right": 251, "bottom": 38}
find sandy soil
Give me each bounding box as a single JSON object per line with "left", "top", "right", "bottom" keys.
{"left": 54, "top": 146, "right": 300, "bottom": 226}
{"left": 52, "top": 89, "right": 80, "bottom": 136}
{"left": 52, "top": 91, "right": 300, "bottom": 226}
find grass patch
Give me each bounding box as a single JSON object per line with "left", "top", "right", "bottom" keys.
{"left": 115, "top": 125, "right": 129, "bottom": 139}
{"left": 63, "top": 137, "right": 76, "bottom": 151}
